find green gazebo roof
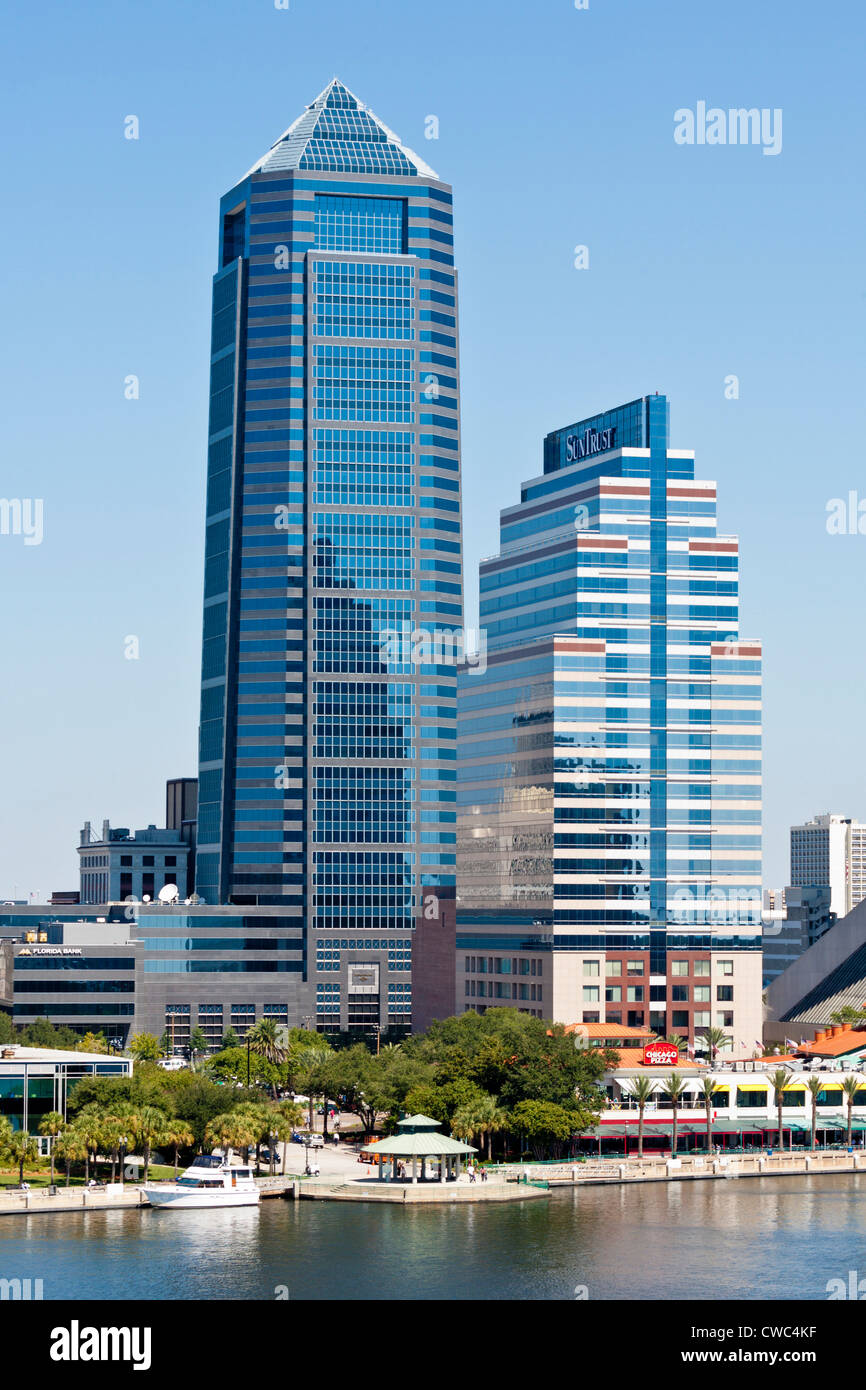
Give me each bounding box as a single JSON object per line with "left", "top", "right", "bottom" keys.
{"left": 397, "top": 1114, "right": 444, "bottom": 1130}
{"left": 362, "top": 1132, "right": 477, "bottom": 1157}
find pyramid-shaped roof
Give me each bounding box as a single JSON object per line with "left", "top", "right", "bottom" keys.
{"left": 245, "top": 78, "right": 438, "bottom": 181}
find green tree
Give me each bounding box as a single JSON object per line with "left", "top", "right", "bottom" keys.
{"left": 163, "top": 1121, "right": 195, "bottom": 1178}
{"left": 205, "top": 1111, "right": 258, "bottom": 1163}
{"left": 69, "top": 1110, "right": 104, "bottom": 1183}
{"left": 275, "top": 1101, "right": 305, "bottom": 1173}
{"left": 697, "top": 1077, "right": 722, "bottom": 1155}
{"left": 76, "top": 1032, "right": 109, "bottom": 1054}
{"left": 830, "top": 1006, "right": 866, "bottom": 1025}
{"left": 220, "top": 1026, "right": 239, "bottom": 1050}
{"left": 623, "top": 1075, "right": 657, "bottom": 1159}
{"left": 452, "top": 1093, "right": 506, "bottom": 1160}
{"left": 20, "top": 1018, "right": 80, "bottom": 1049}
{"left": 188, "top": 1027, "right": 211, "bottom": 1071}
{"left": 128, "top": 1105, "right": 170, "bottom": 1181}
{"left": 0, "top": 1011, "right": 15, "bottom": 1044}
{"left": 293, "top": 1045, "right": 333, "bottom": 1131}
{"left": 806, "top": 1076, "right": 823, "bottom": 1152}
{"left": 510, "top": 1100, "right": 586, "bottom": 1160}
{"left": 700, "top": 1027, "right": 733, "bottom": 1061}
{"left": 38, "top": 1111, "right": 67, "bottom": 1185}
{"left": 54, "top": 1130, "right": 87, "bottom": 1186}
{"left": 842, "top": 1076, "right": 860, "bottom": 1149}
{"left": 205, "top": 1046, "right": 283, "bottom": 1092}
{"left": 0, "top": 1115, "right": 13, "bottom": 1162}
{"left": 660, "top": 1072, "right": 688, "bottom": 1158}
{"left": 769, "top": 1069, "right": 792, "bottom": 1150}
{"left": 127, "top": 1032, "right": 163, "bottom": 1063}
{"left": 8, "top": 1130, "right": 38, "bottom": 1185}
{"left": 246, "top": 1019, "right": 289, "bottom": 1100}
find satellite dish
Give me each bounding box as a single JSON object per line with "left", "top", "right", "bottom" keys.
{"left": 158, "top": 884, "right": 179, "bottom": 904}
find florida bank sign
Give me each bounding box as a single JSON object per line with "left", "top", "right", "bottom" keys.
{"left": 565, "top": 424, "right": 616, "bottom": 464}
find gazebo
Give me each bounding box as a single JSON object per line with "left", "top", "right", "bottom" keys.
{"left": 361, "top": 1114, "right": 477, "bottom": 1184}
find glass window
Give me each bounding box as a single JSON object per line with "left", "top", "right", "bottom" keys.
{"left": 583, "top": 960, "right": 600, "bottom": 977}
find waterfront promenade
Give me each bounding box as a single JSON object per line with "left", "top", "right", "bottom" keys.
{"left": 3, "top": 1144, "right": 865, "bottom": 1216}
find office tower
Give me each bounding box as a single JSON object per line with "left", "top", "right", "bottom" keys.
{"left": 790, "top": 814, "right": 866, "bottom": 918}
{"left": 195, "top": 80, "right": 462, "bottom": 1032}
{"left": 458, "top": 394, "right": 762, "bottom": 1054}
{"left": 761, "top": 885, "right": 835, "bottom": 986}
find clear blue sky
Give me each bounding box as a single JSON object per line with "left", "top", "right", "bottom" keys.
{"left": 0, "top": 0, "right": 863, "bottom": 897}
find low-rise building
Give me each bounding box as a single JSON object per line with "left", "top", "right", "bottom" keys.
{"left": 0, "top": 1044, "right": 132, "bottom": 1130}
{"left": 78, "top": 821, "right": 189, "bottom": 905}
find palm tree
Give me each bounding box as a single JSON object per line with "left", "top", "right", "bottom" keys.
{"left": 806, "top": 1076, "right": 823, "bottom": 1152}
{"left": 8, "top": 1130, "right": 38, "bottom": 1186}
{"left": 246, "top": 1020, "right": 289, "bottom": 1100}
{"left": 54, "top": 1131, "right": 87, "bottom": 1186}
{"left": 128, "top": 1106, "right": 169, "bottom": 1182}
{"left": 665, "top": 1035, "right": 686, "bottom": 1050}
{"left": 660, "top": 1072, "right": 688, "bottom": 1158}
{"left": 204, "top": 1114, "right": 237, "bottom": 1161}
{"left": 163, "top": 1122, "right": 195, "bottom": 1179}
{"left": 294, "top": 1046, "right": 332, "bottom": 1132}
{"left": 38, "top": 1112, "right": 66, "bottom": 1186}
{"left": 476, "top": 1095, "right": 508, "bottom": 1161}
{"left": 96, "top": 1112, "right": 129, "bottom": 1183}
{"left": 842, "top": 1076, "right": 860, "bottom": 1149}
{"left": 204, "top": 1112, "right": 256, "bottom": 1164}
{"left": 70, "top": 1111, "right": 104, "bottom": 1183}
{"left": 700, "top": 1026, "right": 733, "bottom": 1062}
{"left": 277, "top": 1100, "right": 305, "bottom": 1174}
{"left": 232, "top": 1102, "right": 274, "bottom": 1168}
{"left": 769, "top": 1069, "right": 792, "bottom": 1150}
{"left": 697, "top": 1078, "right": 721, "bottom": 1155}
{"left": 623, "top": 1076, "right": 656, "bottom": 1158}
{"left": 0, "top": 1115, "right": 13, "bottom": 1164}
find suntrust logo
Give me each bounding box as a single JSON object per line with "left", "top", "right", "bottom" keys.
{"left": 50, "top": 1321, "right": 152, "bottom": 1371}
{"left": 565, "top": 425, "right": 615, "bottom": 463}
{"left": 674, "top": 102, "right": 783, "bottom": 156}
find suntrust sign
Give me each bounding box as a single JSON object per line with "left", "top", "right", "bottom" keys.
{"left": 565, "top": 424, "right": 616, "bottom": 463}
{"left": 643, "top": 1042, "right": 679, "bottom": 1066}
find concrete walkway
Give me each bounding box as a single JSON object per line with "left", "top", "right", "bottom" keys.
{"left": 511, "top": 1148, "right": 866, "bottom": 1187}
{"left": 0, "top": 1185, "right": 149, "bottom": 1216}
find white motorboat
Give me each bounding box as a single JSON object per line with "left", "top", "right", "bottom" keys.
{"left": 144, "top": 1154, "right": 260, "bottom": 1209}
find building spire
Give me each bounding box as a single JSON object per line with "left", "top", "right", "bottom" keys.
{"left": 244, "top": 78, "right": 438, "bottom": 180}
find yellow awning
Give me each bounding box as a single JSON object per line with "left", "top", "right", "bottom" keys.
{"left": 735, "top": 1083, "right": 769, "bottom": 1092}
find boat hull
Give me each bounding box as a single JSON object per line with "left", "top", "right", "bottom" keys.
{"left": 144, "top": 1185, "right": 260, "bottom": 1210}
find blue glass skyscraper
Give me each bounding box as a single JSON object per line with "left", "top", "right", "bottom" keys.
{"left": 458, "top": 395, "right": 763, "bottom": 1055}
{"left": 195, "top": 80, "right": 462, "bottom": 1032}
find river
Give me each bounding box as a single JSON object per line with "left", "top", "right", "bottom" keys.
{"left": 1, "top": 1174, "right": 863, "bottom": 1300}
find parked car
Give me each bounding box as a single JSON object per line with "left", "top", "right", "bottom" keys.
{"left": 307, "top": 1134, "right": 324, "bottom": 1148}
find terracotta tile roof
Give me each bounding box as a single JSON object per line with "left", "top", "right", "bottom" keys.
{"left": 797, "top": 1027, "right": 866, "bottom": 1058}
{"left": 562, "top": 1023, "right": 655, "bottom": 1040}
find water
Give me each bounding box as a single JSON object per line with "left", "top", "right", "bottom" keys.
{"left": 2, "top": 1175, "right": 865, "bottom": 1300}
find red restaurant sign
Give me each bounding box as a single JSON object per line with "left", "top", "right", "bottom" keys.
{"left": 643, "top": 1042, "right": 679, "bottom": 1066}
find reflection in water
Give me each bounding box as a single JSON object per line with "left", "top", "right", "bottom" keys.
{"left": 0, "top": 1176, "right": 863, "bottom": 1301}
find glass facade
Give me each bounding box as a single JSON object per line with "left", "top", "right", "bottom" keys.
{"left": 458, "top": 395, "right": 762, "bottom": 1048}
{"left": 194, "top": 80, "right": 462, "bottom": 1032}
